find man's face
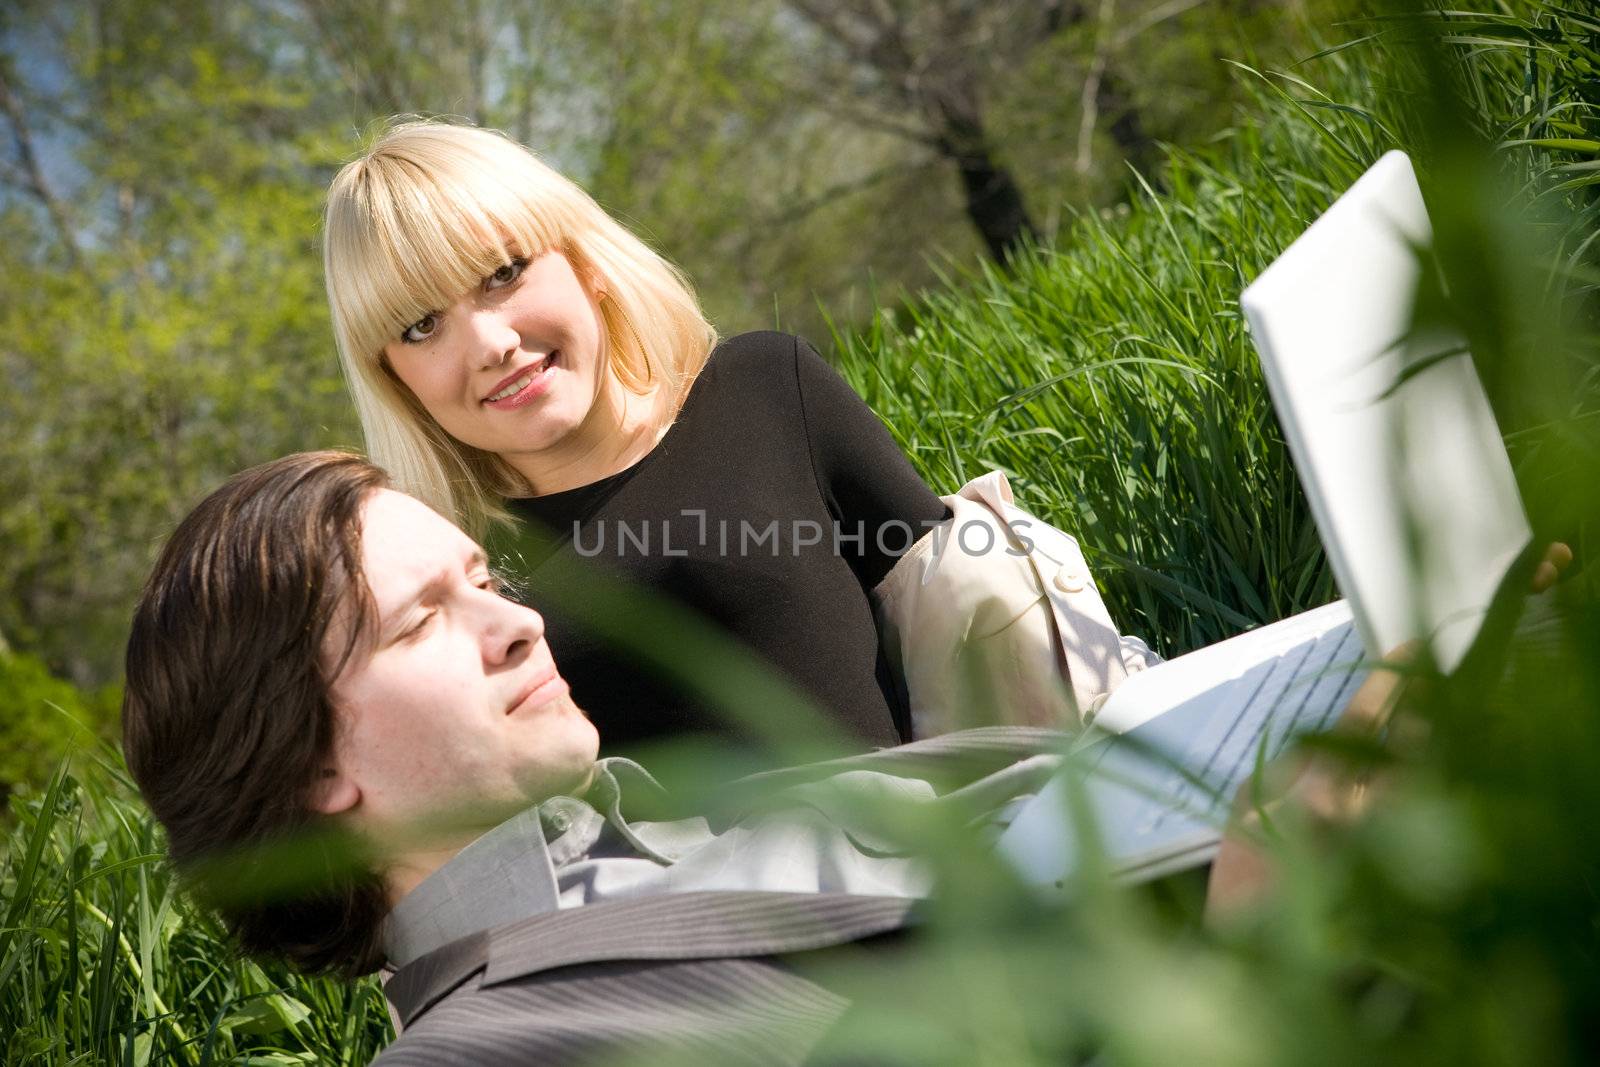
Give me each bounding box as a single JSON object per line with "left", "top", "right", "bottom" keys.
{"left": 319, "top": 489, "right": 598, "bottom": 842}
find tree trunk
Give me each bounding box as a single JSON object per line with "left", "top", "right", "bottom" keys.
{"left": 1096, "top": 66, "right": 1159, "bottom": 185}
{"left": 946, "top": 143, "right": 1039, "bottom": 263}
{"left": 928, "top": 85, "right": 1039, "bottom": 263}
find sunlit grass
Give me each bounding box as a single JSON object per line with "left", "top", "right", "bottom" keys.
{"left": 1, "top": 752, "right": 393, "bottom": 1065}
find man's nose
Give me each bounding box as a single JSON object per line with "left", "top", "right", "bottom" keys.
{"left": 481, "top": 595, "right": 546, "bottom": 665}
{"left": 465, "top": 308, "right": 520, "bottom": 372}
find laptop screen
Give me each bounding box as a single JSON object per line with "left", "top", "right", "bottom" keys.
{"left": 1240, "top": 150, "right": 1530, "bottom": 672}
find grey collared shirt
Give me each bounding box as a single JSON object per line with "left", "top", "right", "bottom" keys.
{"left": 383, "top": 735, "right": 1065, "bottom": 968}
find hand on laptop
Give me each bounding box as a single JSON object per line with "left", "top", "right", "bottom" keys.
{"left": 1203, "top": 644, "right": 1413, "bottom": 923}
{"left": 1204, "top": 542, "right": 1571, "bottom": 922}
{"left": 1532, "top": 541, "right": 1574, "bottom": 593}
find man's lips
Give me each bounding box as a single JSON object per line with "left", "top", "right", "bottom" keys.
{"left": 507, "top": 669, "right": 570, "bottom": 715}
{"left": 481, "top": 351, "right": 558, "bottom": 404}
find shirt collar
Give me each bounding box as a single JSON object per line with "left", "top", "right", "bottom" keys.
{"left": 379, "top": 804, "right": 566, "bottom": 968}
{"left": 379, "top": 757, "right": 692, "bottom": 967}
{"left": 584, "top": 757, "right": 715, "bottom": 862}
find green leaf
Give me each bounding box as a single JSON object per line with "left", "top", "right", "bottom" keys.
{"left": 221, "top": 995, "right": 313, "bottom": 1037}
{"left": 1500, "top": 137, "right": 1600, "bottom": 153}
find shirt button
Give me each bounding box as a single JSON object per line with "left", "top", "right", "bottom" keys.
{"left": 1054, "top": 566, "right": 1086, "bottom": 593}
{"left": 548, "top": 810, "right": 572, "bottom": 833}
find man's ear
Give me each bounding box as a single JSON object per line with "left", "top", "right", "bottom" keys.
{"left": 310, "top": 767, "right": 361, "bottom": 816}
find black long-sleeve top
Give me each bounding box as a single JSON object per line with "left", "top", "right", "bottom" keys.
{"left": 494, "top": 332, "right": 950, "bottom": 767}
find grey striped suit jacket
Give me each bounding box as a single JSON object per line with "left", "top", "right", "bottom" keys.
{"left": 376, "top": 727, "right": 1070, "bottom": 1066}
{"left": 377, "top": 890, "right": 918, "bottom": 1066}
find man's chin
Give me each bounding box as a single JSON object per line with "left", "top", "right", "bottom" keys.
{"left": 524, "top": 748, "right": 601, "bottom": 806}
{"left": 538, "top": 698, "right": 601, "bottom": 799}
{"left": 565, "top": 760, "right": 601, "bottom": 801}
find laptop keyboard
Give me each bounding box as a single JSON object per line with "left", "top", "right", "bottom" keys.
{"left": 1149, "top": 622, "right": 1367, "bottom": 830}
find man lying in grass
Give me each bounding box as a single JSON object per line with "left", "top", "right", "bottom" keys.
{"left": 120, "top": 450, "right": 1528, "bottom": 1066}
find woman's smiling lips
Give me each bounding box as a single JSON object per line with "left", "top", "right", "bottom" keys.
{"left": 508, "top": 669, "right": 570, "bottom": 716}
{"left": 482, "top": 351, "right": 560, "bottom": 410}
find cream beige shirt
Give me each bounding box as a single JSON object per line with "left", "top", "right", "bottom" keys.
{"left": 874, "top": 471, "right": 1159, "bottom": 737}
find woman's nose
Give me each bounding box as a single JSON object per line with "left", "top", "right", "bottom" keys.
{"left": 464, "top": 309, "right": 520, "bottom": 371}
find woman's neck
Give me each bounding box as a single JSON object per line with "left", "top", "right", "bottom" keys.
{"left": 504, "top": 375, "right": 674, "bottom": 496}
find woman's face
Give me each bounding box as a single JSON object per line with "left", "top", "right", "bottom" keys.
{"left": 382, "top": 249, "right": 614, "bottom": 469}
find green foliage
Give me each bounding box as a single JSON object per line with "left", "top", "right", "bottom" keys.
{"left": 0, "top": 758, "right": 392, "bottom": 1065}
{"left": 829, "top": 0, "right": 1599, "bottom": 657}
{"left": 828, "top": 80, "right": 1377, "bottom": 655}
{"left": 0, "top": 1, "right": 359, "bottom": 685}
{"left": 0, "top": 653, "right": 117, "bottom": 805}
{"left": 0, "top": 0, "right": 1331, "bottom": 694}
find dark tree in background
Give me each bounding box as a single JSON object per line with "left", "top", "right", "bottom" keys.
{"left": 784, "top": 0, "right": 1058, "bottom": 261}
{"left": 779, "top": 0, "right": 1224, "bottom": 261}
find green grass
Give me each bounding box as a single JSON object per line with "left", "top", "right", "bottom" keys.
{"left": 1, "top": 752, "right": 393, "bottom": 1065}
{"left": 829, "top": 122, "right": 1370, "bottom": 655}
{"left": 830, "top": 1, "right": 1599, "bottom": 657}
{"left": 4, "top": 3, "right": 1598, "bottom": 1064}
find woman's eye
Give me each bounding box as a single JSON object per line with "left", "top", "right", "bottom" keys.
{"left": 474, "top": 573, "right": 503, "bottom": 596}
{"left": 485, "top": 257, "right": 527, "bottom": 292}
{"left": 401, "top": 314, "right": 438, "bottom": 344}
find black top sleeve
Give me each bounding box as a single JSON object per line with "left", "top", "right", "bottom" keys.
{"left": 791, "top": 335, "right": 952, "bottom": 590}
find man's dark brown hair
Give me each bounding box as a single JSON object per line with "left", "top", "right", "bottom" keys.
{"left": 122, "top": 450, "right": 391, "bottom": 976}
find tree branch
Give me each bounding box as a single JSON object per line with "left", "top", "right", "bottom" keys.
{"left": 1076, "top": 0, "right": 1118, "bottom": 175}
{"left": 0, "top": 155, "right": 28, "bottom": 189}
{"left": 1076, "top": 53, "right": 1108, "bottom": 175}
{"left": 0, "top": 65, "right": 83, "bottom": 269}
{"left": 751, "top": 158, "right": 927, "bottom": 232}
{"left": 1042, "top": 0, "right": 1092, "bottom": 35}
{"left": 785, "top": 0, "right": 881, "bottom": 65}
{"left": 785, "top": 0, "right": 921, "bottom": 107}
{"left": 299, "top": 0, "right": 409, "bottom": 117}
{"left": 1114, "top": 0, "right": 1211, "bottom": 48}
{"left": 772, "top": 72, "right": 941, "bottom": 147}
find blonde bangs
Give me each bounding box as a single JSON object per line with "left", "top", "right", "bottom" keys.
{"left": 332, "top": 187, "right": 569, "bottom": 365}
{"left": 322, "top": 119, "right": 716, "bottom": 537}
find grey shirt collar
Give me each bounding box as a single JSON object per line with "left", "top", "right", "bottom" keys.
{"left": 381, "top": 758, "right": 698, "bottom": 967}
{"left": 381, "top": 803, "right": 566, "bottom": 969}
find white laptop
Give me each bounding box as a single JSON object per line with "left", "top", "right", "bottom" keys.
{"left": 997, "top": 150, "right": 1532, "bottom": 888}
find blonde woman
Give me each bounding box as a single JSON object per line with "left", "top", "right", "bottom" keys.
{"left": 323, "top": 119, "right": 962, "bottom": 761}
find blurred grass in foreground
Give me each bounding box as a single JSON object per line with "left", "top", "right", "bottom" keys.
{"left": 4, "top": 2, "right": 1598, "bottom": 1064}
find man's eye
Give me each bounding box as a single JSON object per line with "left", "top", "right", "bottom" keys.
{"left": 400, "top": 313, "right": 438, "bottom": 344}
{"left": 475, "top": 573, "right": 504, "bottom": 596}
{"left": 485, "top": 257, "right": 527, "bottom": 291}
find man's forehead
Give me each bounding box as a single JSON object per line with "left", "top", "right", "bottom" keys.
{"left": 360, "top": 489, "right": 485, "bottom": 600}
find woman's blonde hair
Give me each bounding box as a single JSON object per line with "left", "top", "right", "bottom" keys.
{"left": 323, "top": 119, "right": 716, "bottom": 538}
